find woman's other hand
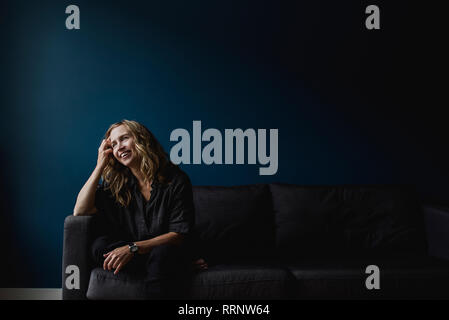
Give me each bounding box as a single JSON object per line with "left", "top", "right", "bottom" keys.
{"left": 97, "top": 138, "right": 113, "bottom": 170}
{"left": 103, "top": 245, "right": 134, "bottom": 275}
{"left": 193, "top": 258, "right": 208, "bottom": 271}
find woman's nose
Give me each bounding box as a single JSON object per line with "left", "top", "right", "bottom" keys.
{"left": 117, "top": 141, "right": 126, "bottom": 151}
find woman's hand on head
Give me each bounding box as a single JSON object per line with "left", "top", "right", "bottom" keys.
{"left": 103, "top": 245, "right": 134, "bottom": 275}
{"left": 97, "top": 138, "right": 113, "bottom": 171}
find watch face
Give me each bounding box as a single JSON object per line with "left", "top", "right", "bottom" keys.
{"left": 130, "top": 244, "right": 138, "bottom": 253}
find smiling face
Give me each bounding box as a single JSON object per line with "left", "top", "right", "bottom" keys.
{"left": 108, "top": 124, "right": 139, "bottom": 168}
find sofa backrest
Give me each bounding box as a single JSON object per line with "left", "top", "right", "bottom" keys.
{"left": 192, "top": 183, "right": 427, "bottom": 263}
{"left": 269, "top": 184, "right": 341, "bottom": 259}
{"left": 192, "top": 184, "right": 275, "bottom": 263}
{"left": 270, "top": 184, "right": 427, "bottom": 260}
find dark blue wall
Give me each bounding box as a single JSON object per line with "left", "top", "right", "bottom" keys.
{"left": 1, "top": 0, "right": 447, "bottom": 287}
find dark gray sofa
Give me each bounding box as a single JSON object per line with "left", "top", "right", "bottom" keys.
{"left": 62, "top": 183, "right": 449, "bottom": 300}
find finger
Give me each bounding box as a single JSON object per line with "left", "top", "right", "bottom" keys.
{"left": 114, "top": 263, "right": 125, "bottom": 275}
{"left": 115, "top": 260, "right": 128, "bottom": 275}
{"left": 112, "top": 257, "right": 122, "bottom": 269}
{"left": 103, "top": 255, "right": 110, "bottom": 270}
{"left": 114, "top": 254, "right": 132, "bottom": 275}
{"left": 110, "top": 256, "right": 120, "bottom": 270}
{"left": 104, "top": 254, "right": 115, "bottom": 271}
{"left": 114, "top": 264, "right": 121, "bottom": 275}
{"left": 108, "top": 256, "right": 118, "bottom": 270}
{"left": 103, "top": 254, "right": 114, "bottom": 270}
{"left": 99, "top": 142, "right": 106, "bottom": 152}
{"left": 100, "top": 139, "right": 112, "bottom": 151}
{"left": 103, "top": 252, "right": 111, "bottom": 257}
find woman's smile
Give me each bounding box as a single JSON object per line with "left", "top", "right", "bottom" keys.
{"left": 117, "top": 148, "right": 134, "bottom": 166}
{"left": 120, "top": 150, "right": 131, "bottom": 160}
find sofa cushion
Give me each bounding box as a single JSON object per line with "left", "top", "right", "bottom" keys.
{"left": 189, "top": 264, "right": 293, "bottom": 299}
{"left": 286, "top": 257, "right": 449, "bottom": 299}
{"left": 269, "top": 184, "right": 342, "bottom": 259}
{"left": 87, "top": 264, "right": 293, "bottom": 300}
{"left": 192, "top": 184, "right": 275, "bottom": 262}
{"left": 340, "top": 186, "right": 427, "bottom": 255}
{"left": 87, "top": 268, "right": 148, "bottom": 300}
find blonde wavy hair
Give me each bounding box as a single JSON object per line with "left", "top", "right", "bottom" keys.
{"left": 102, "top": 119, "right": 175, "bottom": 207}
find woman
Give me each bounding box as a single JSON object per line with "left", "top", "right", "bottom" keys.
{"left": 73, "top": 119, "right": 207, "bottom": 299}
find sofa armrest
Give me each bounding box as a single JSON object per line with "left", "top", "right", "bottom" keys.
{"left": 62, "top": 215, "right": 97, "bottom": 300}
{"left": 423, "top": 205, "right": 449, "bottom": 261}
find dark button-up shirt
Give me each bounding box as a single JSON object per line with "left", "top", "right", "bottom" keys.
{"left": 94, "top": 166, "right": 194, "bottom": 242}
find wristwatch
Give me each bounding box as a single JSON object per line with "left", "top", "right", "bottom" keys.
{"left": 128, "top": 243, "right": 139, "bottom": 254}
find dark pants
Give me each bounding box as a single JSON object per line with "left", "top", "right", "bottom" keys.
{"left": 91, "top": 236, "right": 191, "bottom": 299}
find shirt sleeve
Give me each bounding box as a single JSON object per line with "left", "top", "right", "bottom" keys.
{"left": 168, "top": 173, "right": 195, "bottom": 235}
